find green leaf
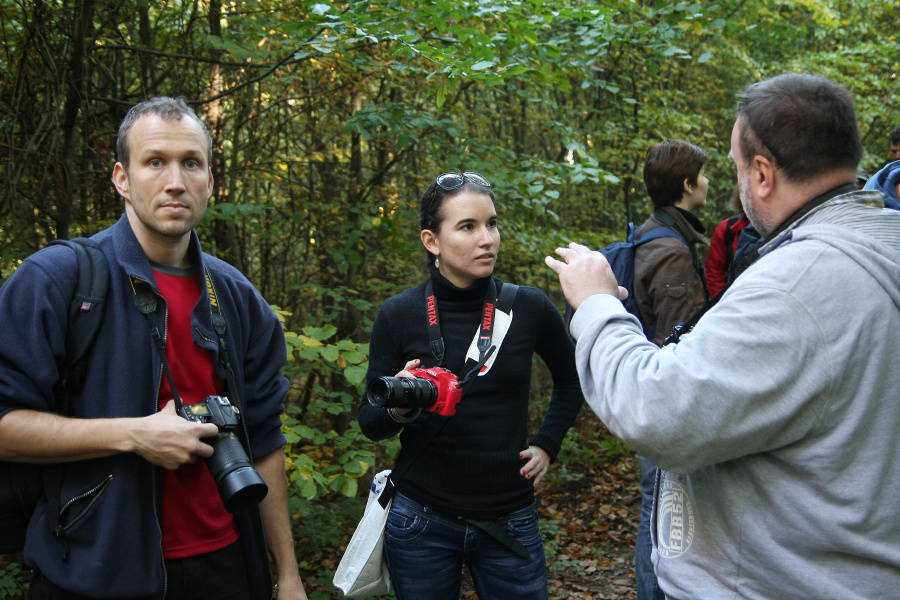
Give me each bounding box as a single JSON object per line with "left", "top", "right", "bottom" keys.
{"left": 300, "top": 478, "right": 317, "bottom": 500}
{"left": 344, "top": 365, "right": 367, "bottom": 386}
{"left": 471, "top": 61, "right": 493, "bottom": 70}
{"left": 341, "top": 477, "right": 358, "bottom": 497}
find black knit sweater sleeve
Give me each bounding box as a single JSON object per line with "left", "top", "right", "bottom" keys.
{"left": 527, "top": 288, "right": 584, "bottom": 461}
{"left": 357, "top": 282, "right": 429, "bottom": 442}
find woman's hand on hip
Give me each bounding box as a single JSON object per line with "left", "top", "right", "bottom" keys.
{"left": 520, "top": 445, "right": 550, "bottom": 488}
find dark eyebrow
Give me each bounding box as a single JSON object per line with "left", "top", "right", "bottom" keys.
{"left": 140, "top": 147, "right": 205, "bottom": 160}
{"left": 455, "top": 214, "right": 498, "bottom": 227}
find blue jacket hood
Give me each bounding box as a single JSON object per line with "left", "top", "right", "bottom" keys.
{"left": 863, "top": 160, "right": 900, "bottom": 210}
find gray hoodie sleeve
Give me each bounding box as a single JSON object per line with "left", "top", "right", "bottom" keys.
{"left": 568, "top": 244, "right": 836, "bottom": 474}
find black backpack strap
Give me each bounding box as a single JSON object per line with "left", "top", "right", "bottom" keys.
{"left": 44, "top": 238, "right": 109, "bottom": 559}
{"left": 47, "top": 239, "right": 109, "bottom": 403}
{"left": 723, "top": 215, "right": 740, "bottom": 275}
{"left": 653, "top": 209, "right": 708, "bottom": 299}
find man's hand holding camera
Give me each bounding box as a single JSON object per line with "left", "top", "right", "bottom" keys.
{"left": 130, "top": 399, "right": 219, "bottom": 470}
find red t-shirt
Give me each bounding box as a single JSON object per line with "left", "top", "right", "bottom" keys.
{"left": 154, "top": 266, "right": 239, "bottom": 559}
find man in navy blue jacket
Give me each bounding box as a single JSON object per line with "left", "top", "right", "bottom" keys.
{"left": 0, "top": 98, "right": 306, "bottom": 599}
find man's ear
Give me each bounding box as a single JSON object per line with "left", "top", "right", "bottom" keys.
{"left": 752, "top": 155, "right": 777, "bottom": 199}
{"left": 112, "top": 162, "right": 129, "bottom": 198}
{"left": 421, "top": 229, "right": 439, "bottom": 256}
{"left": 683, "top": 177, "right": 693, "bottom": 195}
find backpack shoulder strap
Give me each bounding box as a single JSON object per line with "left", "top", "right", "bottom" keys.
{"left": 636, "top": 226, "right": 685, "bottom": 246}
{"left": 723, "top": 215, "right": 740, "bottom": 271}
{"left": 46, "top": 238, "right": 110, "bottom": 402}
{"left": 651, "top": 209, "right": 708, "bottom": 297}
{"left": 646, "top": 210, "right": 689, "bottom": 246}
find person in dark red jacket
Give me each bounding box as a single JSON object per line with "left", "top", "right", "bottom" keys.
{"left": 706, "top": 198, "right": 751, "bottom": 297}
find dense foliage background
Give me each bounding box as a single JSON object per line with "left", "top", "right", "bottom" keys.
{"left": 1, "top": 0, "right": 897, "bottom": 596}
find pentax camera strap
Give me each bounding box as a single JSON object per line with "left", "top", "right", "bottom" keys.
{"left": 425, "top": 277, "right": 498, "bottom": 369}
{"left": 424, "top": 277, "right": 518, "bottom": 388}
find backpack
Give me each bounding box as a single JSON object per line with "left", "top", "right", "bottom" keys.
{"left": 723, "top": 214, "right": 740, "bottom": 278}
{"left": 0, "top": 238, "right": 109, "bottom": 555}
{"left": 602, "top": 223, "right": 685, "bottom": 340}
{"left": 565, "top": 223, "right": 685, "bottom": 341}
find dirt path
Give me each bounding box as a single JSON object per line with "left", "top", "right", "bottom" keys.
{"left": 537, "top": 449, "right": 640, "bottom": 600}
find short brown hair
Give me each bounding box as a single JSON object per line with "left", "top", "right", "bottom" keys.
{"left": 643, "top": 140, "right": 709, "bottom": 208}
{"left": 890, "top": 126, "right": 900, "bottom": 146}
{"left": 737, "top": 73, "right": 861, "bottom": 183}
{"left": 116, "top": 96, "right": 212, "bottom": 169}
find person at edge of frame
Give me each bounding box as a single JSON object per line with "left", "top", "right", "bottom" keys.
{"left": 0, "top": 97, "right": 307, "bottom": 600}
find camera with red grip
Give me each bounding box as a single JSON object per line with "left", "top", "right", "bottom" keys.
{"left": 366, "top": 367, "right": 463, "bottom": 417}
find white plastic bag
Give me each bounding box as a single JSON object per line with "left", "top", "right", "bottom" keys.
{"left": 333, "top": 469, "right": 394, "bottom": 597}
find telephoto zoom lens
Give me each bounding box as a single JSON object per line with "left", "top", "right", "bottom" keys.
{"left": 367, "top": 376, "right": 438, "bottom": 409}
{"left": 205, "top": 432, "right": 268, "bottom": 513}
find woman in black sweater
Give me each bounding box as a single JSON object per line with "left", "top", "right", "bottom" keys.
{"left": 358, "top": 172, "right": 583, "bottom": 599}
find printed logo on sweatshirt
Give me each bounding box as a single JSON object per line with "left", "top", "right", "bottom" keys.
{"left": 656, "top": 477, "right": 694, "bottom": 558}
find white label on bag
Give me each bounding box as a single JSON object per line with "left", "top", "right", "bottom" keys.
{"left": 464, "top": 308, "right": 512, "bottom": 376}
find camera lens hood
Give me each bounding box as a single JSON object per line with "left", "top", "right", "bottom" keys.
{"left": 218, "top": 466, "right": 268, "bottom": 513}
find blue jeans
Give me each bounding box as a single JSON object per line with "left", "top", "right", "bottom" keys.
{"left": 385, "top": 493, "right": 549, "bottom": 600}
{"left": 636, "top": 456, "right": 664, "bottom": 600}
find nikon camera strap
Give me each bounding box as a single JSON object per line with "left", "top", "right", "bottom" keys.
{"left": 129, "top": 263, "right": 274, "bottom": 596}
{"left": 128, "top": 267, "right": 246, "bottom": 429}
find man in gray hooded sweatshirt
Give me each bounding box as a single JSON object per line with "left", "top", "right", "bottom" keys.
{"left": 546, "top": 73, "right": 900, "bottom": 599}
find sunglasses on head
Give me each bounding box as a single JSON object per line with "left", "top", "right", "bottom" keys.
{"left": 435, "top": 171, "right": 492, "bottom": 191}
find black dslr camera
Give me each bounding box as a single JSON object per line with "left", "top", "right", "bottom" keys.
{"left": 178, "top": 395, "right": 268, "bottom": 513}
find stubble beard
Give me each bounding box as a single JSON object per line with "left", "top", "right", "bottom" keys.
{"left": 128, "top": 197, "right": 204, "bottom": 242}
{"left": 739, "top": 176, "right": 771, "bottom": 237}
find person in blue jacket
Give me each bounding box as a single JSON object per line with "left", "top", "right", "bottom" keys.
{"left": 0, "top": 97, "right": 307, "bottom": 600}
{"left": 863, "top": 159, "right": 900, "bottom": 210}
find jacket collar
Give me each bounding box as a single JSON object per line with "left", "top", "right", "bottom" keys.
{"left": 108, "top": 214, "right": 207, "bottom": 292}
{"left": 656, "top": 205, "right": 709, "bottom": 245}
